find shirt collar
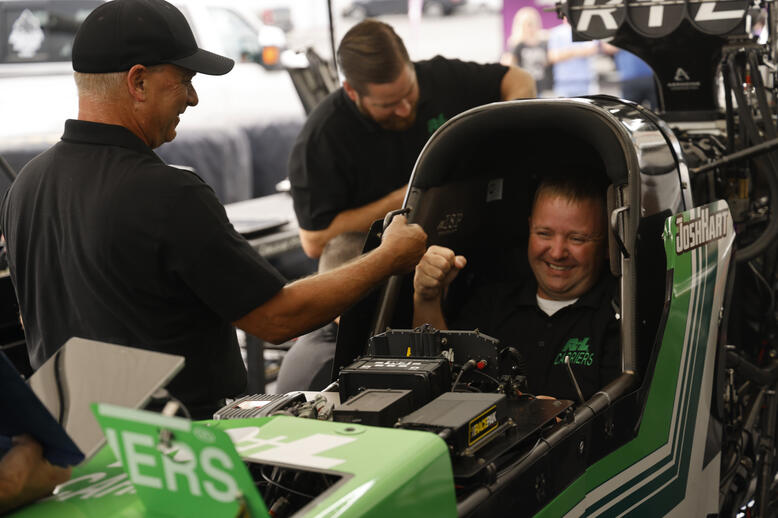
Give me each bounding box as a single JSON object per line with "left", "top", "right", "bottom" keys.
{"left": 415, "top": 61, "right": 431, "bottom": 106}
{"left": 62, "top": 119, "right": 160, "bottom": 160}
{"left": 338, "top": 88, "right": 381, "bottom": 133}
{"left": 516, "top": 273, "right": 614, "bottom": 311}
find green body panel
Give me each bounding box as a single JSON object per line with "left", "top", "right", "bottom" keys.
{"left": 10, "top": 446, "right": 145, "bottom": 518}
{"left": 92, "top": 404, "right": 270, "bottom": 518}
{"left": 9, "top": 410, "right": 457, "bottom": 518}
{"left": 210, "top": 416, "right": 457, "bottom": 518}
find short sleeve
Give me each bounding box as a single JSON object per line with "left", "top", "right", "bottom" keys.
{"left": 437, "top": 57, "right": 508, "bottom": 106}
{"left": 161, "top": 173, "right": 287, "bottom": 322}
{"left": 288, "top": 124, "right": 353, "bottom": 230}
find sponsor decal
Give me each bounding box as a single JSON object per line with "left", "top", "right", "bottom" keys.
{"left": 571, "top": 0, "right": 746, "bottom": 39}
{"left": 675, "top": 206, "right": 730, "bottom": 254}
{"left": 437, "top": 212, "right": 464, "bottom": 235}
{"left": 667, "top": 67, "right": 701, "bottom": 91}
{"left": 674, "top": 68, "right": 691, "bottom": 81}
{"left": 225, "top": 427, "right": 353, "bottom": 469}
{"left": 468, "top": 406, "right": 498, "bottom": 445}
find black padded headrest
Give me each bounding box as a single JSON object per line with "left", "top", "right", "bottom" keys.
{"left": 409, "top": 99, "right": 631, "bottom": 191}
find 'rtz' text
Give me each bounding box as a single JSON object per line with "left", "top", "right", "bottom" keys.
{"left": 675, "top": 207, "right": 730, "bottom": 255}
{"left": 576, "top": 0, "right": 746, "bottom": 32}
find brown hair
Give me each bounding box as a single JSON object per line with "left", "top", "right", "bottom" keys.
{"left": 337, "top": 20, "right": 411, "bottom": 95}
{"left": 531, "top": 171, "right": 608, "bottom": 231}
{"left": 532, "top": 171, "right": 607, "bottom": 209}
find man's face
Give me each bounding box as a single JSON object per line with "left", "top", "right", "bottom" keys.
{"left": 142, "top": 65, "right": 198, "bottom": 148}
{"left": 528, "top": 192, "right": 606, "bottom": 301}
{"left": 351, "top": 64, "right": 419, "bottom": 131}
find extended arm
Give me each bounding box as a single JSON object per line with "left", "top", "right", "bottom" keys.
{"left": 236, "top": 215, "right": 426, "bottom": 343}
{"left": 412, "top": 245, "right": 467, "bottom": 329}
{"left": 547, "top": 42, "right": 598, "bottom": 64}
{"left": 500, "top": 65, "right": 537, "bottom": 100}
{"left": 299, "top": 186, "right": 406, "bottom": 258}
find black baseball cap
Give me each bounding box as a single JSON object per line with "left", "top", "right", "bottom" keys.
{"left": 72, "top": 0, "right": 234, "bottom": 75}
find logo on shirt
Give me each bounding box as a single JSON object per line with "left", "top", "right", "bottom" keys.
{"left": 553, "top": 337, "right": 594, "bottom": 366}
{"left": 427, "top": 113, "right": 447, "bottom": 135}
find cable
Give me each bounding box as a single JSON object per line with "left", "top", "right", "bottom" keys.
{"left": 452, "top": 359, "right": 477, "bottom": 390}
{"left": 496, "top": 437, "right": 542, "bottom": 478}
{"left": 470, "top": 368, "right": 501, "bottom": 387}
{"left": 260, "top": 465, "right": 316, "bottom": 499}
{"left": 54, "top": 350, "right": 67, "bottom": 426}
{"left": 151, "top": 389, "right": 191, "bottom": 420}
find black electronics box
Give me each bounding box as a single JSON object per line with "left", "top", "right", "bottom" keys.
{"left": 367, "top": 327, "right": 501, "bottom": 362}
{"left": 333, "top": 389, "right": 414, "bottom": 427}
{"left": 338, "top": 357, "right": 451, "bottom": 411}
{"left": 397, "top": 392, "right": 507, "bottom": 454}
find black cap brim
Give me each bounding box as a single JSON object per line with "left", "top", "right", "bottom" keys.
{"left": 170, "top": 48, "right": 234, "bottom": 75}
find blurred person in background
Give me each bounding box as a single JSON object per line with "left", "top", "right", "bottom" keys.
{"left": 547, "top": 18, "right": 599, "bottom": 97}
{"left": 604, "top": 45, "right": 658, "bottom": 109}
{"left": 502, "top": 7, "right": 553, "bottom": 97}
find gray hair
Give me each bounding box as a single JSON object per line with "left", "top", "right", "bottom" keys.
{"left": 73, "top": 71, "right": 128, "bottom": 100}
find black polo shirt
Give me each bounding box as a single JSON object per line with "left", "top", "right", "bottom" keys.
{"left": 0, "top": 120, "right": 286, "bottom": 412}
{"left": 289, "top": 56, "right": 508, "bottom": 230}
{"left": 449, "top": 275, "right": 620, "bottom": 400}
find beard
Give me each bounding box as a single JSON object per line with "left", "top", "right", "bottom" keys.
{"left": 376, "top": 105, "right": 418, "bottom": 131}
{"left": 355, "top": 96, "right": 419, "bottom": 131}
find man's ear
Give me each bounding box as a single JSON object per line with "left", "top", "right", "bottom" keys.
{"left": 342, "top": 80, "right": 359, "bottom": 103}
{"left": 126, "top": 64, "right": 148, "bottom": 102}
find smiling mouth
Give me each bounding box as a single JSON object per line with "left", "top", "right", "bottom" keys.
{"left": 546, "top": 262, "right": 573, "bottom": 271}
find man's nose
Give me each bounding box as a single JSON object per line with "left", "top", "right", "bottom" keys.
{"left": 548, "top": 236, "right": 568, "bottom": 259}
{"left": 394, "top": 98, "right": 411, "bottom": 117}
{"left": 188, "top": 85, "right": 199, "bottom": 107}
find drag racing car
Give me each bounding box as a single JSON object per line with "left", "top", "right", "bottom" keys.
{"left": 7, "top": 0, "right": 778, "bottom": 516}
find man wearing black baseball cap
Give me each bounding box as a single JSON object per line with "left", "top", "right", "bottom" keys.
{"left": 71, "top": 0, "right": 234, "bottom": 76}
{"left": 0, "top": 0, "right": 427, "bottom": 420}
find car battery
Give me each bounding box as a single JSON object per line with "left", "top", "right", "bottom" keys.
{"left": 338, "top": 357, "right": 451, "bottom": 411}
{"left": 333, "top": 389, "right": 414, "bottom": 427}
{"left": 397, "top": 392, "right": 507, "bottom": 454}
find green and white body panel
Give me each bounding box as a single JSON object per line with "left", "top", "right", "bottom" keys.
{"left": 541, "top": 200, "right": 734, "bottom": 517}
{"left": 10, "top": 408, "right": 457, "bottom": 518}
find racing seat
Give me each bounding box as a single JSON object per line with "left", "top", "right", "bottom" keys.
{"left": 335, "top": 98, "right": 683, "bottom": 407}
